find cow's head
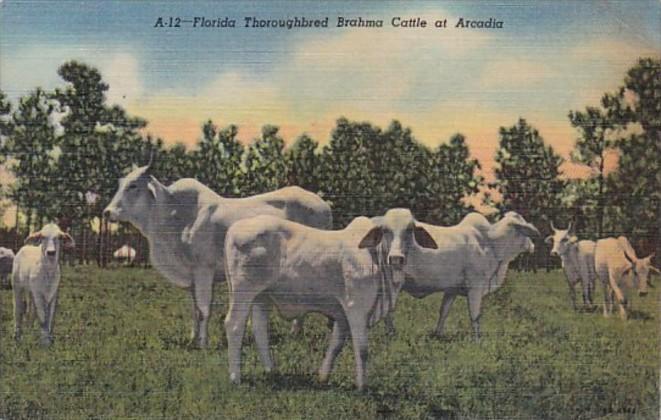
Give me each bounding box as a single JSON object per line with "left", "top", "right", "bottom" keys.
{"left": 358, "top": 208, "right": 437, "bottom": 271}
{"left": 103, "top": 164, "right": 168, "bottom": 232}
{"left": 545, "top": 221, "right": 577, "bottom": 257}
{"left": 623, "top": 252, "right": 659, "bottom": 297}
{"left": 490, "top": 212, "right": 539, "bottom": 260}
{"left": 25, "top": 223, "right": 74, "bottom": 262}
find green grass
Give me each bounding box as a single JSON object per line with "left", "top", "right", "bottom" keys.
{"left": 1, "top": 267, "right": 659, "bottom": 419}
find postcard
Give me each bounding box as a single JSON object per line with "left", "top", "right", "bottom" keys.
{"left": 1, "top": 1, "right": 659, "bottom": 418}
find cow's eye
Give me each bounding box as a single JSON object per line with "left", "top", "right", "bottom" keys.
{"left": 128, "top": 184, "right": 137, "bottom": 190}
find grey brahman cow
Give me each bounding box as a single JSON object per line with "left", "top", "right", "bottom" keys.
{"left": 103, "top": 164, "right": 331, "bottom": 348}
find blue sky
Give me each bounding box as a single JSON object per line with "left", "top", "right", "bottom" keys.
{"left": 1, "top": 0, "right": 659, "bottom": 179}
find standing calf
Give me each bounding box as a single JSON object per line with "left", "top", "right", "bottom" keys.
{"left": 12, "top": 223, "right": 74, "bottom": 346}
{"left": 224, "top": 209, "right": 437, "bottom": 390}
{"left": 595, "top": 236, "right": 658, "bottom": 319}
{"left": 545, "top": 222, "right": 596, "bottom": 310}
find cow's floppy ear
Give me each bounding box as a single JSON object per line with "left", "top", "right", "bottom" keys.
{"left": 60, "top": 232, "right": 75, "bottom": 249}
{"left": 513, "top": 221, "right": 540, "bottom": 238}
{"left": 544, "top": 235, "right": 553, "bottom": 244}
{"left": 414, "top": 225, "right": 438, "bottom": 249}
{"left": 650, "top": 266, "right": 661, "bottom": 276}
{"left": 25, "top": 231, "right": 43, "bottom": 245}
{"left": 358, "top": 226, "right": 383, "bottom": 249}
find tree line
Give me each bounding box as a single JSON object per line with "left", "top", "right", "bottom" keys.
{"left": 0, "top": 58, "right": 658, "bottom": 268}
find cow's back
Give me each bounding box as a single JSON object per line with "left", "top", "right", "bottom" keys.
{"left": 239, "top": 186, "right": 332, "bottom": 229}
{"left": 595, "top": 238, "right": 627, "bottom": 273}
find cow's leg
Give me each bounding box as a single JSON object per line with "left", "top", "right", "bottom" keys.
{"left": 597, "top": 267, "right": 610, "bottom": 317}
{"left": 383, "top": 314, "right": 396, "bottom": 336}
{"left": 434, "top": 293, "right": 457, "bottom": 337}
{"left": 251, "top": 297, "right": 274, "bottom": 373}
{"left": 564, "top": 270, "right": 579, "bottom": 310}
{"left": 192, "top": 268, "right": 214, "bottom": 348}
{"left": 567, "top": 281, "right": 578, "bottom": 311}
{"left": 466, "top": 288, "right": 484, "bottom": 341}
{"left": 189, "top": 291, "right": 200, "bottom": 344}
{"left": 609, "top": 271, "right": 628, "bottom": 320}
{"left": 31, "top": 292, "right": 51, "bottom": 346}
{"left": 346, "top": 311, "right": 369, "bottom": 391}
{"left": 319, "top": 317, "right": 349, "bottom": 383}
{"left": 46, "top": 291, "right": 58, "bottom": 340}
{"left": 578, "top": 264, "right": 593, "bottom": 310}
{"left": 13, "top": 288, "right": 26, "bottom": 341}
{"left": 225, "top": 293, "right": 254, "bottom": 385}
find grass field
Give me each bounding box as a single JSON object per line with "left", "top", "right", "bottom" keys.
{"left": 1, "top": 266, "right": 659, "bottom": 419}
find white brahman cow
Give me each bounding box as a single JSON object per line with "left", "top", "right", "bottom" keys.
{"left": 223, "top": 208, "right": 438, "bottom": 390}
{"left": 0, "top": 247, "right": 15, "bottom": 289}
{"left": 12, "top": 223, "right": 74, "bottom": 346}
{"left": 382, "top": 211, "right": 539, "bottom": 340}
{"left": 103, "top": 164, "right": 331, "bottom": 348}
{"left": 595, "top": 236, "right": 658, "bottom": 319}
{"left": 545, "top": 222, "right": 596, "bottom": 310}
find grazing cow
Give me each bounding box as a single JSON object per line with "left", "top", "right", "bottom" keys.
{"left": 595, "top": 236, "right": 658, "bottom": 319}
{"left": 0, "top": 247, "right": 15, "bottom": 289}
{"left": 382, "top": 211, "right": 539, "bottom": 340}
{"left": 544, "top": 222, "right": 597, "bottom": 310}
{"left": 12, "top": 223, "right": 74, "bottom": 346}
{"left": 223, "top": 209, "right": 438, "bottom": 390}
{"left": 112, "top": 244, "right": 136, "bottom": 265}
{"left": 103, "top": 164, "right": 332, "bottom": 348}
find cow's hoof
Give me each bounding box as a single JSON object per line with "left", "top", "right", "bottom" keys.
{"left": 318, "top": 370, "right": 330, "bottom": 384}
{"left": 40, "top": 336, "right": 53, "bottom": 347}
{"left": 229, "top": 373, "right": 241, "bottom": 385}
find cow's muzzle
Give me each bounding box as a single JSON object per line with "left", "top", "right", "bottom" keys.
{"left": 389, "top": 255, "right": 405, "bottom": 268}
{"left": 46, "top": 250, "right": 56, "bottom": 257}
{"left": 639, "top": 290, "right": 648, "bottom": 297}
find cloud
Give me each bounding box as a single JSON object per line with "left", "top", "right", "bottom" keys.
{"left": 103, "top": 53, "right": 143, "bottom": 108}
{"left": 132, "top": 71, "right": 290, "bottom": 145}
{"left": 280, "top": 10, "right": 493, "bottom": 116}
{"left": 478, "top": 59, "right": 556, "bottom": 88}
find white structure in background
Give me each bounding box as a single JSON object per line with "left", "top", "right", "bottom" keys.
{"left": 113, "top": 244, "right": 136, "bottom": 265}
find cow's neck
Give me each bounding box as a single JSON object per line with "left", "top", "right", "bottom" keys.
{"left": 140, "top": 195, "right": 179, "bottom": 239}
{"left": 558, "top": 244, "right": 578, "bottom": 267}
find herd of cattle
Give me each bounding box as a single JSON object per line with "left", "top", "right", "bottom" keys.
{"left": 3, "top": 163, "right": 658, "bottom": 390}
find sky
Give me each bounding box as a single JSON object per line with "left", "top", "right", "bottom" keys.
{"left": 1, "top": 0, "right": 660, "bottom": 185}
